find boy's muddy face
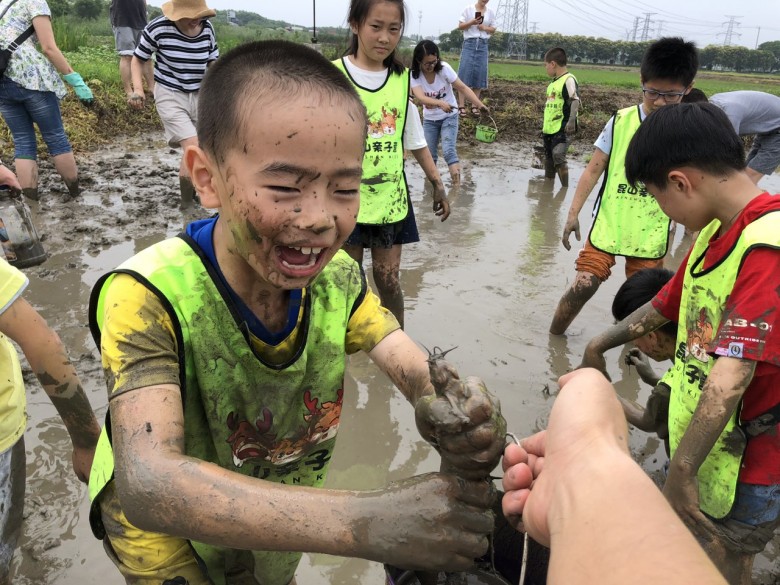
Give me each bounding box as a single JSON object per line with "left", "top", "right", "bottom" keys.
{"left": 215, "top": 96, "right": 364, "bottom": 291}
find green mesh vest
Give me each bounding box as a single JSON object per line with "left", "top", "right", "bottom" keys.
{"left": 333, "top": 57, "right": 410, "bottom": 224}
{"left": 668, "top": 210, "right": 780, "bottom": 518}
{"left": 88, "top": 236, "right": 366, "bottom": 585}
{"left": 542, "top": 72, "right": 577, "bottom": 135}
{"left": 589, "top": 106, "right": 671, "bottom": 259}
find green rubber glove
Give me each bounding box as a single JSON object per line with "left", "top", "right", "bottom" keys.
{"left": 62, "top": 72, "right": 94, "bottom": 103}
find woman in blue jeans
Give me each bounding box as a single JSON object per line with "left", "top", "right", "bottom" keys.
{"left": 411, "top": 40, "right": 487, "bottom": 186}
{"left": 0, "top": 0, "right": 93, "bottom": 201}
{"left": 456, "top": 0, "right": 495, "bottom": 116}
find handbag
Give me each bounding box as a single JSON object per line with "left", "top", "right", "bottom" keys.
{"left": 0, "top": 0, "right": 34, "bottom": 78}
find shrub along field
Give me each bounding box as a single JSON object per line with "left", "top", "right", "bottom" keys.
{"left": 1, "top": 31, "right": 778, "bottom": 158}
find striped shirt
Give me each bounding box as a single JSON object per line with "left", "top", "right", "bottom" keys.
{"left": 134, "top": 16, "right": 219, "bottom": 93}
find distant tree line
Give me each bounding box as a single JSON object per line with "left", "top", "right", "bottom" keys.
{"left": 437, "top": 30, "right": 780, "bottom": 73}
{"left": 40, "top": 0, "right": 780, "bottom": 74}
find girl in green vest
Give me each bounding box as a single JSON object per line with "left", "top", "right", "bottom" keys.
{"left": 335, "top": 0, "right": 451, "bottom": 329}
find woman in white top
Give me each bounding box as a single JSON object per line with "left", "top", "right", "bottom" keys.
{"left": 0, "top": 0, "right": 93, "bottom": 201}
{"left": 456, "top": 0, "right": 496, "bottom": 116}
{"left": 410, "top": 40, "right": 486, "bottom": 185}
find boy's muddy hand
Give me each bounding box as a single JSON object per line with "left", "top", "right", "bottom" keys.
{"left": 626, "top": 348, "right": 655, "bottom": 382}
{"left": 561, "top": 216, "right": 580, "bottom": 250}
{"left": 415, "top": 354, "right": 506, "bottom": 480}
{"left": 663, "top": 469, "right": 720, "bottom": 541}
{"left": 353, "top": 473, "right": 495, "bottom": 570}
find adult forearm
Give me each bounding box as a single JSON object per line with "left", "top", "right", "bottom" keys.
{"left": 550, "top": 450, "right": 725, "bottom": 584}
{"left": 130, "top": 57, "right": 145, "bottom": 93}
{"left": 41, "top": 45, "right": 73, "bottom": 75}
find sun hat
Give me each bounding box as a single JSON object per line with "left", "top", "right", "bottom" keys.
{"left": 161, "top": 0, "right": 216, "bottom": 21}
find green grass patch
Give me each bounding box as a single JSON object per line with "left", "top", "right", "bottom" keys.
{"left": 447, "top": 58, "right": 780, "bottom": 96}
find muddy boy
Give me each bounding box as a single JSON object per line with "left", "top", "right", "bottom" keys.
{"left": 86, "top": 40, "right": 504, "bottom": 585}
{"left": 582, "top": 103, "right": 780, "bottom": 585}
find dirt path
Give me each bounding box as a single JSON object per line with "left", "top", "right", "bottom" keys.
{"left": 9, "top": 132, "right": 780, "bottom": 584}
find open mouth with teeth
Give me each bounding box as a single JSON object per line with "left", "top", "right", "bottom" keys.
{"left": 276, "top": 245, "right": 326, "bottom": 276}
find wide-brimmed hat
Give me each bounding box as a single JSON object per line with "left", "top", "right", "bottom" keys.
{"left": 161, "top": 0, "right": 216, "bottom": 21}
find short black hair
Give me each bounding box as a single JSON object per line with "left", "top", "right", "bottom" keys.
{"left": 682, "top": 88, "right": 708, "bottom": 103}
{"left": 544, "top": 47, "right": 567, "bottom": 66}
{"left": 640, "top": 37, "right": 698, "bottom": 87}
{"left": 612, "top": 268, "right": 677, "bottom": 337}
{"left": 625, "top": 103, "right": 745, "bottom": 190}
{"left": 198, "top": 40, "right": 366, "bottom": 161}
{"left": 411, "top": 40, "right": 442, "bottom": 79}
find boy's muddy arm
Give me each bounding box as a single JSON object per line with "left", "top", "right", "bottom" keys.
{"left": 0, "top": 297, "right": 101, "bottom": 482}
{"left": 580, "top": 301, "right": 669, "bottom": 375}
{"left": 565, "top": 99, "right": 580, "bottom": 134}
{"left": 616, "top": 395, "right": 654, "bottom": 432}
{"left": 110, "top": 383, "right": 494, "bottom": 570}
{"left": 664, "top": 356, "right": 755, "bottom": 537}
{"left": 368, "top": 330, "right": 433, "bottom": 405}
{"left": 562, "top": 148, "right": 608, "bottom": 250}
{"left": 410, "top": 147, "right": 450, "bottom": 221}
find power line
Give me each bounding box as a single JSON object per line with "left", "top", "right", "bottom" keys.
{"left": 718, "top": 15, "right": 742, "bottom": 46}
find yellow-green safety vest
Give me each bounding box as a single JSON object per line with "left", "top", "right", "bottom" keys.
{"left": 589, "top": 106, "right": 671, "bottom": 259}
{"left": 88, "top": 235, "right": 366, "bottom": 585}
{"left": 668, "top": 209, "right": 780, "bottom": 518}
{"left": 542, "top": 72, "right": 577, "bottom": 135}
{"left": 333, "top": 58, "right": 410, "bottom": 224}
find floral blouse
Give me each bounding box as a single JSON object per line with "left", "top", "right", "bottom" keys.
{"left": 0, "top": 0, "right": 67, "bottom": 98}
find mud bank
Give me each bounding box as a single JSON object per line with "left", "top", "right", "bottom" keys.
{"left": 9, "top": 132, "right": 780, "bottom": 584}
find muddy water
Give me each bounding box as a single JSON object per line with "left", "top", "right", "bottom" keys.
{"left": 10, "top": 133, "right": 780, "bottom": 583}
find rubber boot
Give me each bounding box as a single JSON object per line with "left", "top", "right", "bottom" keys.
{"left": 65, "top": 178, "right": 80, "bottom": 199}
{"left": 179, "top": 176, "right": 196, "bottom": 209}
{"left": 22, "top": 188, "right": 39, "bottom": 201}
{"left": 557, "top": 163, "right": 569, "bottom": 187}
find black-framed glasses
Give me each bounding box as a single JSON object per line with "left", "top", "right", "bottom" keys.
{"left": 641, "top": 86, "right": 686, "bottom": 103}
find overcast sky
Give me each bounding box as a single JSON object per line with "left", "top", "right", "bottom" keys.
{"left": 151, "top": 0, "right": 779, "bottom": 49}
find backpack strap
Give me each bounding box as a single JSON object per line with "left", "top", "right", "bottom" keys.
{"left": 7, "top": 25, "right": 34, "bottom": 51}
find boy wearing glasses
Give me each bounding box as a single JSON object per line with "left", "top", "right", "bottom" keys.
{"left": 550, "top": 37, "right": 698, "bottom": 335}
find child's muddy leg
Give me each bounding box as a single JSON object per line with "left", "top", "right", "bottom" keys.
{"left": 371, "top": 245, "right": 404, "bottom": 329}
{"left": 550, "top": 271, "right": 601, "bottom": 335}
{"left": 556, "top": 163, "right": 569, "bottom": 187}
{"left": 544, "top": 156, "right": 556, "bottom": 180}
